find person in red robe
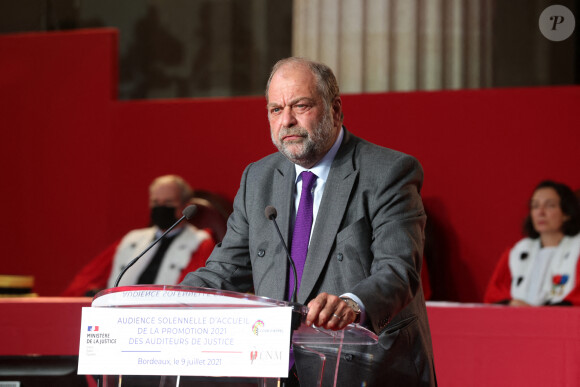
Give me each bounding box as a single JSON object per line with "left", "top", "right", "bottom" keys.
{"left": 62, "top": 175, "right": 215, "bottom": 297}
{"left": 485, "top": 180, "right": 580, "bottom": 306}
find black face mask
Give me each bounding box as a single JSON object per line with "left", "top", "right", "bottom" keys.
{"left": 150, "top": 205, "right": 178, "bottom": 230}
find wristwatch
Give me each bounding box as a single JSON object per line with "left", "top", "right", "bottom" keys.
{"left": 340, "top": 297, "right": 361, "bottom": 324}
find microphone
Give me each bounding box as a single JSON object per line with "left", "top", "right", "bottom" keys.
{"left": 113, "top": 204, "right": 198, "bottom": 288}
{"left": 264, "top": 205, "right": 298, "bottom": 303}
{"left": 265, "top": 206, "right": 305, "bottom": 333}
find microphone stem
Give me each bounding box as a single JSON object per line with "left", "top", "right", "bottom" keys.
{"left": 113, "top": 214, "right": 186, "bottom": 288}
{"left": 270, "top": 217, "right": 298, "bottom": 303}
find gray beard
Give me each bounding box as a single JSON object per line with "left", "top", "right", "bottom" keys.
{"left": 271, "top": 112, "right": 334, "bottom": 168}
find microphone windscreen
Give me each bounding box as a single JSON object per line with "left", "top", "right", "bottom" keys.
{"left": 264, "top": 205, "right": 277, "bottom": 220}
{"left": 183, "top": 205, "right": 198, "bottom": 220}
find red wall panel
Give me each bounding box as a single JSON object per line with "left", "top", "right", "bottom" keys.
{"left": 1, "top": 29, "right": 578, "bottom": 302}
{"left": 0, "top": 29, "right": 118, "bottom": 297}
{"left": 342, "top": 88, "right": 580, "bottom": 300}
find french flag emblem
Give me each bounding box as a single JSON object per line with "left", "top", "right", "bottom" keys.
{"left": 88, "top": 326, "right": 99, "bottom": 331}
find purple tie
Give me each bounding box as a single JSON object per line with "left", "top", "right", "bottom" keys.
{"left": 288, "top": 171, "right": 317, "bottom": 301}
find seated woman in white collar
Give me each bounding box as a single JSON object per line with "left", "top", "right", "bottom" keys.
{"left": 485, "top": 180, "right": 580, "bottom": 306}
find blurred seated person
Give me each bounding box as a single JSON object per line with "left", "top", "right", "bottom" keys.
{"left": 62, "top": 175, "right": 215, "bottom": 297}
{"left": 484, "top": 180, "right": 580, "bottom": 306}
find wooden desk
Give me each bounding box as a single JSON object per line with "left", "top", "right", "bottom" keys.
{"left": 1, "top": 298, "right": 579, "bottom": 386}
{"left": 0, "top": 297, "right": 91, "bottom": 356}
{"left": 427, "top": 301, "right": 580, "bottom": 387}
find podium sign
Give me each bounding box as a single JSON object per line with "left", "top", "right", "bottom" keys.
{"left": 78, "top": 286, "right": 377, "bottom": 386}
{"left": 78, "top": 306, "right": 292, "bottom": 378}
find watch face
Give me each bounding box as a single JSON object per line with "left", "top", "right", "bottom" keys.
{"left": 350, "top": 300, "right": 361, "bottom": 312}
{"left": 342, "top": 297, "right": 360, "bottom": 312}
{"left": 341, "top": 297, "right": 361, "bottom": 324}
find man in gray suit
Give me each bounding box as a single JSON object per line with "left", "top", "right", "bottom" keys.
{"left": 181, "top": 57, "right": 436, "bottom": 386}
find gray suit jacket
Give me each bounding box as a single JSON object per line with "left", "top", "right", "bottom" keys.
{"left": 182, "top": 129, "right": 436, "bottom": 386}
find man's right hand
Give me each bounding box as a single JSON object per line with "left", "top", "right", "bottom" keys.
{"left": 306, "top": 292, "right": 357, "bottom": 330}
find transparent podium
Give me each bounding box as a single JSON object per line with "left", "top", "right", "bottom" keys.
{"left": 78, "top": 285, "right": 377, "bottom": 387}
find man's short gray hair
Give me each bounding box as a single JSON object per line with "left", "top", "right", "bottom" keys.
{"left": 265, "top": 57, "right": 340, "bottom": 113}
{"left": 149, "top": 175, "right": 193, "bottom": 205}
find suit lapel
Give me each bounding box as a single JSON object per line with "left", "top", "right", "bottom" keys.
{"left": 270, "top": 161, "right": 296, "bottom": 301}
{"left": 297, "top": 132, "right": 359, "bottom": 303}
